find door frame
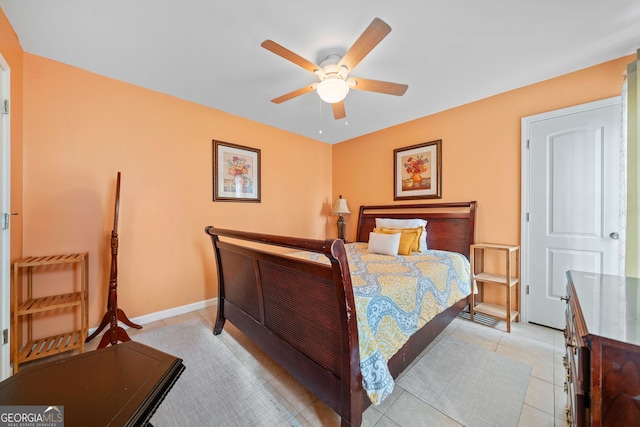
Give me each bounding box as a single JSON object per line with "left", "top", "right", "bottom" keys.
{"left": 0, "top": 52, "right": 11, "bottom": 380}
{"left": 520, "top": 96, "right": 621, "bottom": 324}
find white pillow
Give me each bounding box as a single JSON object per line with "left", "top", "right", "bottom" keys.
{"left": 375, "top": 218, "right": 428, "bottom": 250}
{"left": 367, "top": 232, "right": 401, "bottom": 256}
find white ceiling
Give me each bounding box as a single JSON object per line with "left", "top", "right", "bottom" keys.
{"left": 1, "top": 1, "right": 639, "bottom": 144}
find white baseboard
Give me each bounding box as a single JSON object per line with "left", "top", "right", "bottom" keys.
{"left": 88, "top": 298, "right": 218, "bottom": 335}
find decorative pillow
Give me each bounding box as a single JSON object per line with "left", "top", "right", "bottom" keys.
{"left": 367, "top": 231, "right": 401, "bottom": 256}
{"left": 375, "top": 218, "right": 428, "bottom": 250}
{"left": 380, "top": 226, "right": 422, "bottom": 253}
{"left": 373, "top": 228, "right": 418, "bottom": 255}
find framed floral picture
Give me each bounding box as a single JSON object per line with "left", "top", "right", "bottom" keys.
{"left": 394, "top": 140, "right": 442, "bottom": 200}
{"left": 213, "top": 140, "right": 261, "bottom": 202}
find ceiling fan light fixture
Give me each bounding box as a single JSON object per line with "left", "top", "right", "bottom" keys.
{"left": 317, "top": 75, "right": 349, "bottom": 104}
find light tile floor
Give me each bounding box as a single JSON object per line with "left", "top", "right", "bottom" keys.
{"left": 30, "top": 306, "right": 569, "bottom": 426}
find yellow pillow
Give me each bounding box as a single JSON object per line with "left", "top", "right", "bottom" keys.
{"left": 374, "top": 227, "right": 421, "bottom": 255}
{"left": 380, "top": 227, "right": 422, "bottom": 253}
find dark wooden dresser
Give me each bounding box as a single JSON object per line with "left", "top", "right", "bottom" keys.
{"left": 564, "top": 270, "right": 640, "bottom": 426}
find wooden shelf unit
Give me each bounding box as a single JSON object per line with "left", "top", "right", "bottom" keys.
{"left": 12, "top": 253, "right": 88, "bottom": 373}
{"left": 470, "top": 243, "right": 520, "bottom": 332}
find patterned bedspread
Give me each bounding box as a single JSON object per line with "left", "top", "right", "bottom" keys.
{"left": 289, "top": 242, "right": 471, "bottom": 405}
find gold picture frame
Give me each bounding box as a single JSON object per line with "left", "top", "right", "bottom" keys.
{"left": 213, "top": 140, "right": 261, "bottom": 202}
{"left": 394, "top": 140, "right": 442, "bottom": 200}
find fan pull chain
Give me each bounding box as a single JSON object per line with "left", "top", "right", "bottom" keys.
{"left": 318, "top": 98, "right": 323, "bottom": 134}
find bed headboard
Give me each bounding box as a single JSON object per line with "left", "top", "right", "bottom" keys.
{"left": 356, "top": 201, "right": 477, "bottom": 259}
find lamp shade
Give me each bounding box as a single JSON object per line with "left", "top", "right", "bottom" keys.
{"left": 332, "top": 196, "right": 351, "bottom": 215}
{"left": 317, "top": 76, "right": 349, "bottom": 104}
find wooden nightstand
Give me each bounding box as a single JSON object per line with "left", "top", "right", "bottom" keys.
{"left": 470, "top": 243, "right": 520, "bottom": 332}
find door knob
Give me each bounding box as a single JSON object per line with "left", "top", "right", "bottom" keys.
{"left": 610, "top": 232, "right": 619, "bottom": 240}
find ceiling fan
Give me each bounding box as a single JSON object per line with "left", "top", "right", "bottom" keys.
{"left": 261, "top": 18, "right": 408, "bottom": 120}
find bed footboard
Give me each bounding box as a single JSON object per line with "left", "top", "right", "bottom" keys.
{"left": 205, "top": 227, "right": 363, "bottom": 426}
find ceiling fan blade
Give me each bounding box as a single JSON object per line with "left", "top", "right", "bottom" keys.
{"left": 270, "top": 85, "right": 315, "bottom": 104}
{"left": 332, "top": 101, "right": 346, "bottom": 120}
{"left": 350, "top": 77, "right": 408, "bottom": 96}
{"left": 261, "top": 40, "right": 319, "bottom": 74}
{"left": 338, "top": 18, "right": 391, "bottom": 72}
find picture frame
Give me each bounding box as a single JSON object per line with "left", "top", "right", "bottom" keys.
{"left": 213, "top": 140, "right": 261, "bottom": 202}
{"left": 394, "top": 139, "right": 442, "bottom": 200}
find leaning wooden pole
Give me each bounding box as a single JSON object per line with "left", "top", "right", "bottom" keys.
{"left": 86, "top": 172, "right": 142, "bottom": 347}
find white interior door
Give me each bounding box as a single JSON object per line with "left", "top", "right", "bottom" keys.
{"left": 522, "top": 97, "right": 622, "bottom": 329}
{"left": 0, "top": 53, "right": 11, "bottom": 380}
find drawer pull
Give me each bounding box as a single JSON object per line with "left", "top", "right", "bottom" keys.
{"left": 566, "top": 407, "right": 573, "bottom": 424}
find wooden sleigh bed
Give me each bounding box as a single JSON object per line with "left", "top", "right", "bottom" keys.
{"left": 204, "top": 201, "right": 477, "bottom": 426}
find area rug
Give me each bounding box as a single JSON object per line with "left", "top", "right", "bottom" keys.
{"left": 134, "top": 318, "right": 300, "bottom": 426}
{"left": 397, "top": 335, "right": 532, "bottom": 427}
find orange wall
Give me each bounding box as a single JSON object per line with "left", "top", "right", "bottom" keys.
{"left": 22, "top": 54, "right": 332, "bottom": 333}
{"left": 333, "top": 55, "right": 632, "bottom": 303}
{"left": 0, "top": 8, "right": 24, "bottom": 263}
{"left": 333, "top": 56, "right": 632, "bottom": 245}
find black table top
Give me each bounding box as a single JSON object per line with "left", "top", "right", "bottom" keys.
{"left": 0, "top": 340, "right": 184, "bottom": 427}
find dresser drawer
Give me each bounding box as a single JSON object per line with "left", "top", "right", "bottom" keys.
{"left": 564, "top": 287, "right": 588, "bottom": 426}
{"left": 564, "top": 341, "right": 576, "bottom": 425}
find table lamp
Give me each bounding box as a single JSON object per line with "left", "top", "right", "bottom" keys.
{"left": 332, "top": 195, "right": 351, "bottom": 241}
